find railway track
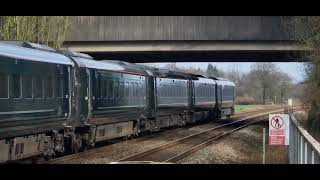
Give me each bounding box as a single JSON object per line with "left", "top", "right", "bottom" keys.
{"left": 48, "top": 106, "right": 302, "bottom": 164}
{"left": 113, "top": 107, "right": 302, "bottom": 163}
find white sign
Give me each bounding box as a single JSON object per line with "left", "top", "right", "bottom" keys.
{"left": 288, "top": 99, "right": 293, "bottom": 107}
{"left": 269, "top": 114, "right": 290, "bottom": 145}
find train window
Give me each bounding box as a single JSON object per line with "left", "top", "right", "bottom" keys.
{"left": 170, "top": 86, "right": 174, "bottom": 97}
{"left": 0, "top": 73, "right": 8, "bottom": 98}
{"left": 120, "top": 82, "right": 124, "bottom": 99}
{"left": 12, "top": 74, "right": 21, "bottom": 98}
{"left": 164, "top": 85, "right": 167, "bottom": 97}
{"left": 175, "top": 86, "right": 178, "bottom": 97}
{"left": 125, "top": 82, "right": 130, "bottom": 98}
{"left": 115, "top": 81, "right": 120, "bottom": 99}
{"left": 180, "top": 86, "right": 183, "bottom": 97}
{"left": 198, "top": 86, "right": 201, "bottom": 98}
{"left": 94, "top": 75, "right": 101, "bottom": 99}
{"left": 101, "top": 79, "right": 108, "bottom": 99}
{"left": 56, "top": 76, "right": 63, "bottom": 98}
{"left": 45, "top": 77, "right": 54, "bottom": 98}
{"left": 34, "top": 76, "right": 44, "bottom": 98}
{"left": 206, "top": 86, "right": 208, "bottom": 97}
{"left": 22, "top": 76, "right": 33, "bottom": 98}
{"left": 201, "top": 86, "right": 204, "bottom": 98}
{"left": 172, "top": 85, "right": 175, "bottom": 97}
{"left": 205, "top": 87, "right": 209, "bottom": 97}
{"left": 135, "top": 83, "right": 139, "bottom": 97}
{"left": 160, "top": 84, "right": 164, "bottom": 97}
{"left": 183, "top": 86, "right": 186, "bottom": 96}
{"left": 167, "top": 85, "right": 170, "bottom": 97}
{"left": 171, "top": 85, "right": 174, "bottom": 97}
{"left": 182, "top": 86, "right": 184, "bottom": 97}
{"left": 166, "top": 85, "right": 169, "bottom": 97}
{"left": 108, "top": 81, "right": 114, "bottom": 99}
{"left": 130, "top": 82, "right": 135, "bottom": 97}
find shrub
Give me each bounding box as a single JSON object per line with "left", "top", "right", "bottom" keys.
{"left": 236, "top": 96, "right": 256, "bottom": 105}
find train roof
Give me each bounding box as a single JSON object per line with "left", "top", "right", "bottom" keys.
{"left": 131, "top": 64, "right": 199, "bottom": 80}
{"left": 101, "top": 60, "right": 198, "bottom": 79}
{"left": 195, "top": 77, "right": 217, "bottom": 84}
{"left": 74, "top": 58, "right": 125, "bottom": 72}
{"left": 0, "top": 41, "right": 57, "bottom": 52}
{"left": 215, "top": 79, "right": 235, "bottom": 86}
{"left": 100, "top": 60, "right": 149, "bottom": 75}
{"left": 153, "top": 68, "right": 198, "bottom": 80}
{"left": 0, "top": 42, "right": 74, "bottom": 66}
{"left": 205, "top": 75, "right": 235, "bottom": 86}
{"left": 57, "top": 49, "right": 94, "bottom": 59}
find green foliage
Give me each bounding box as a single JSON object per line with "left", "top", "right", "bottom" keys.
{"left": 0, "top": 16, "right": 72, "bottom": 49}
{"left": 235, "top": 105, "right": 257, "bottom": 112}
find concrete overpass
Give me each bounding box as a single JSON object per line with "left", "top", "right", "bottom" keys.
{"left": 62, "top": 16, "right": 305, "bottom": 62}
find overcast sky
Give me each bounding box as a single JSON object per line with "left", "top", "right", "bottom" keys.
{"left": 142, "top": 62, "right": 306, "bottom": 83}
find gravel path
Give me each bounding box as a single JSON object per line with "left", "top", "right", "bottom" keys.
{"left": 177, "top": 125, "right": 264, "bottom": 164}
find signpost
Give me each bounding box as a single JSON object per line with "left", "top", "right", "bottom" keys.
{"left": 288, "top": 99, "right": 293, "bottom": 107}
{"left": 269, "top": 114, "right": 290, "bottom": 145}
{"left": 288, "top": 99, "right": 293, "bottom": 113}
{"left": 262, "top": 128, "right": 266, "bottom": 164}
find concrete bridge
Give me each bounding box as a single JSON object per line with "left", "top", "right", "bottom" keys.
{"left": 62, "top": 16, "right": 304, "bottom": 62}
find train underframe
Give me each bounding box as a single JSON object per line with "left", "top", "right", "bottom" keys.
{"left": 0, "top": 108, "right": 224, "bottom": 163}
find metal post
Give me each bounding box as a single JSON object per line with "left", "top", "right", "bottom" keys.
{"left": 305, "top": 142, "right": 308, "bottom": 164}
{"left": 300, "top": 136, "right": 303, "bottom": 164}
{"left": 263, "top": 128, "right": 266, "bottom": 164}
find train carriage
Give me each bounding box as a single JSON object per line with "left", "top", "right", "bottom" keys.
{"left": 214, "top": 78, "right": 236, "bottom": 118}
{"left": 66, "top": 57, "right": 149, "bottom": 145}
{"left": 192, "top": 76, "right": 218, "bottom": 122}
{"left": 0, "top": 42, "right": 74, "bottom": 162}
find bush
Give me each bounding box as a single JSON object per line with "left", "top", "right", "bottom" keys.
{"left": 236, "top": 96, "right": 256, "bottom": 105}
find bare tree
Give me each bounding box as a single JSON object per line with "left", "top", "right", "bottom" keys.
{"left": 0, "top": 16, "right": 72, "bottom": 49}
{"left": 286, "top": 16, "right": 320, "bottom": 130}
{"left": 206, "top": 64, "right": 224, "bottom": 77}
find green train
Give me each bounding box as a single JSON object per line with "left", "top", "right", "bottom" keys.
{"left": 0, "top": 41, "right": 235, "bottom": 163}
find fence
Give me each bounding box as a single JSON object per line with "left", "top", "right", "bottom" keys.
{"left": 288, "top": 113, "right": 320, "bottom": 164}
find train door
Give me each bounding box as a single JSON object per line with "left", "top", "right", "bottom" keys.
{"left": 188, "top": 80, "right": 195, "bottom": 111}
{"left": 146, "top": 75, "right": 156, "bottom": 117}
{"left": 78, "top": 68, "right": 90, "bottom": 124}
{"left": 57, "top": 65, "right": 70, "bottom": 118}
{"left": 216, "top": 84, "right": 222, "bottom": 109}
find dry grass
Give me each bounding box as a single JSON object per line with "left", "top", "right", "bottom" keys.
{"left": 244, "top": 126, "right": 288, "bottom": 164}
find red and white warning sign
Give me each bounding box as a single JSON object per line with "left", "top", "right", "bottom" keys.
{"left": 269, "top": 114, "right": 290, "bottom": 145}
